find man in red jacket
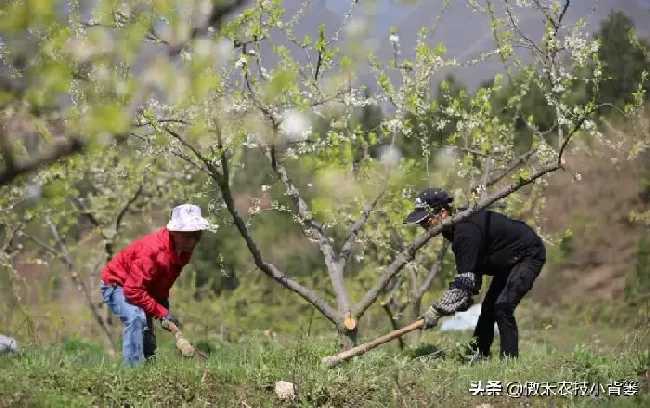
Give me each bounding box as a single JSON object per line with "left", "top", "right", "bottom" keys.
{"left": 100, "top": 204, "right": 210, "bottom": 366}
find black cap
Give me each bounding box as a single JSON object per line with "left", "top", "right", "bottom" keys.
{"left": 403, "top": 188, "right": 453, "bottom": 224}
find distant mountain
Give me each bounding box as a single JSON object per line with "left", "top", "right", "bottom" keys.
{"left": 376, "top": 0, "right": 650, "bottom": 90}
{"left": 241, "top": 0, "right": 650, "bottom": 102}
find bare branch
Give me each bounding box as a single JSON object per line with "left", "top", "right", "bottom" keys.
{"left": 36, "top": 217, "right": 117, "bottom": 350}
{"left": 554, "top": 0, "right": 571, "bottom": 32}
{"left": 115, "top": 183, "right": 144, "bottom": 231}
{"left": 354, "top": 159, "right": 562, "bottom": 317}
{"left": 558, "top": 115, "right": 588, "bottom": 164}
{"left": 339, "top": 188, "right": 387, "bottom": 265}
{"left": 484, "top": 148, "right": 536, "bottom": 188}
{"left": 314, "top": 51, "right": 323, "bottom": 81}
{"left": 457, "top": 146, "right": 489, "bottom": 158}
{"left": 131, "top": 130, "right": 203, "bottom": 171}
{"left": 503, "top": 0, "right": 543, "bottom": 54}
{"left": 133, "top": 118, "right": 191, "bottom": 128}
{"left": 163, "top": 127, "right": 221, "bottom": 175}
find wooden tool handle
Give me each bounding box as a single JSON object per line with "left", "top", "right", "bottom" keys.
{"left": 322, "top": 319, "right": 424, "bottom": 369}
{"left": 167, "top": 320, "right": 181, "bottom": 335}
{"left": 165, "top": 321, "right": 208, "bottom": 361}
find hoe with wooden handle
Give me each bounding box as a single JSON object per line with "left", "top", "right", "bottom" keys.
{"left": 166, "top": 321, "right": 208, "bottom": 361}
{"left": 322, "top": 319, "right": 425, "bottom": 369}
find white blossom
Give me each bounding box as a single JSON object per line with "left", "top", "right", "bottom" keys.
{"left": 235, "top": 56, "right": 247, "bottom": 68}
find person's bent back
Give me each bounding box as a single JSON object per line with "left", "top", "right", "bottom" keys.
{"left": 100, "top": 204, "right": 209, "bottom": 367}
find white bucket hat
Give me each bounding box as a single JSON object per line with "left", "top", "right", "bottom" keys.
{"left": 167, "top": 204, "right": 210, "bottom": 232}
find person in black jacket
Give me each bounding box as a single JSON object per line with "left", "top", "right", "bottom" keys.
{"left": 403, "top": 187, "right": 546, "bottom": 359}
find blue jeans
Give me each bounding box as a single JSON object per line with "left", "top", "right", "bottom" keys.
{"left": 100, "top": 284, "right": 169, "bottom": 367}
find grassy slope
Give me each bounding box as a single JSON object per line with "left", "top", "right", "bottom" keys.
{"left": 1, "top": 319, "right": 649, "bottom": 408}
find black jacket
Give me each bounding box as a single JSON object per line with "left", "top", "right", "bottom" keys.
{"left": 442, "top": 209, "right": 546, "bottom": 276}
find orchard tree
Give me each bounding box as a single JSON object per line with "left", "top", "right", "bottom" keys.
{"left": 131, "top": 0, "right": 648, "bottom": 349}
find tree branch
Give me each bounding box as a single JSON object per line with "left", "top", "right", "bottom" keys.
{"left": 558, "top": 115, "right": 588, "bottom": 164}
{"left": 44, "top": 216, "right": 75, "bottom": 268}
{"left": 260, "top": 144, "right": 335, "bottom": 260}
{"left": 380, "top": 299, "right": 405, "bottom": 350}
{"left": 354, "top": 159, "right": 562, "bottom": 317}
{"left": 212, "top": 129, "right": 340, "bottom": 324}
{"left": 163, "top": 127, "right": 222, "bottom": 175}
{"left": 115, "top": 183, "right": 144, "bottom": 231}
{"left": 503, "top": 0, "right": 543, "bottom": 54}
{"left": 339, "top": 188, "right": 387, "bottom": 265}
{"left": 259, "top": 144, "right": 351, "bottom": 313}
{"left": 484, "top": 148, "right": 536, "bottom": 188}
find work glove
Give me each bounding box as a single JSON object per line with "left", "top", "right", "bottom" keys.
{"left": 160, "top": 313, "right": 181, "bottom": 332}
{"left": 418, "top": 305, "right": 441, "bottom": 330}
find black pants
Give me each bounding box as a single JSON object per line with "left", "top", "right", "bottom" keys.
{"left": 143, "top": 315, "right": 157, "bottom": 359}
{"left": 144, "top": 298, "right": 169, "bottom": 360}
{"left": 471, "top": 249, "right": 546, "bottom": 358}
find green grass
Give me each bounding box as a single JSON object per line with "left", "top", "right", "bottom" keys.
{"left": 1, "top": 324, "right": 648, "bottom": 408}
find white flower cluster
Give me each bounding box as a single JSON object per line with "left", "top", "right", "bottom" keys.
{"left": 564, "top": 27, "right": 599, "bottom": 67}
{"left": 343, "top": 91, "right": 377, "bottom": 108}
{"left": 248, "top": 197, "right": 262, "bottom": 215}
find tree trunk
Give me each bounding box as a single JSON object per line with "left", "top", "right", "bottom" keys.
{"left": 337, "top": 327, "right": 358, "bottom": 350}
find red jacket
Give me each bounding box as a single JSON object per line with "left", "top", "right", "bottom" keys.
{"left": 101, "top": 227, "right": 192, "bottom": 318}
